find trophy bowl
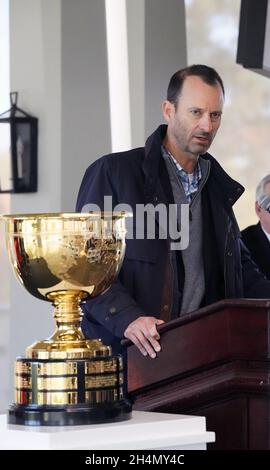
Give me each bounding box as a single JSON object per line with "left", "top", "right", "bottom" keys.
{"left": 2, "top": 212, "right": 132, "bottom": 425}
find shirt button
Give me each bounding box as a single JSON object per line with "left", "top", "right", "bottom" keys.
{"left": 163, "top": 304, "right": 169, "bottom": 311}
{"left": 109, "top": 307, "right": 117, "bottom": 315}
{"left": 227, "top": 251, "right": 232, "bottom": 257}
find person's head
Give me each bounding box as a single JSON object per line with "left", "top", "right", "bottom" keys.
{"left": 162, "top": 64, "right": 225, "bottom": 159}
{"left": 255, "top": 175, "right": 270, "bottom": 234}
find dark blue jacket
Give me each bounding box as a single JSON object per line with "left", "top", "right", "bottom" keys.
{"left": 76, "top": 125, "right": 270, "bottom": 352}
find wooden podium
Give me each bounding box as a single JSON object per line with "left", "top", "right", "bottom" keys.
{"left": 123, "top": 299, "right": 270, "bottom": 450}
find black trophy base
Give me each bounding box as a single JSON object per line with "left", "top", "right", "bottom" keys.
{"left": 8, "top": 400, "right": 132, "bottom": 426}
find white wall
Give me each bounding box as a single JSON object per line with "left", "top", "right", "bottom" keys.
{"left": 126, "top": 0, "right": 187, "bottom": 143}
{"left": 61, "top": 0, "right": 111, "bottom": 210}
{"left": 0, "top": 0, "right": 10, "bottom": 412}
{"left": 126, "top": 0, "right": 145, "bottom": 147}
{"left": 145, "top": 0, "right": 187, "bottom": 136}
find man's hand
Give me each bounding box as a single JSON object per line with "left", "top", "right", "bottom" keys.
{"left": 124, "top": 316, "right": 164, "bottom": 358}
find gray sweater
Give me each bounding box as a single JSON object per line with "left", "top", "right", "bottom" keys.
{"left": 163, "top": 154, "right": 210, "bottom": 314}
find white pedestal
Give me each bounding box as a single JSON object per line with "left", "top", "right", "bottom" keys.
{"left": 0, "top": 411, "right": 215, "bottom": 450}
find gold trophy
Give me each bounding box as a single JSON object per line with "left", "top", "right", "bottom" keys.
{"left": 2, "top": 212, "right": 132, "bottom": 425}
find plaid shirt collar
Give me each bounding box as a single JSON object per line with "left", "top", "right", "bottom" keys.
{"left": 162, "top": 145, "right": 202, "bottom": 203}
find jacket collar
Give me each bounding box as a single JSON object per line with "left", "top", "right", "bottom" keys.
{"left": 200, "top": 152, "right": 244, "bottom": 207}
{"left": 143, "top": 124, "right": 244, "bottom": 207}
{"left": 142, "top": 124, "right": 167, "bottom": 201}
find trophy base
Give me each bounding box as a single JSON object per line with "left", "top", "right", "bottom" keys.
{"left": 12, "top": 354, "right": 132, "bottom": 426}
{"left": 8, "top": 400, "right": 132, "bottom": 426}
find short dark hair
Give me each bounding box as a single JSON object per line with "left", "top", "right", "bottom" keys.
{"left": 167, "top": 64, "right": 225, "bottom": 106}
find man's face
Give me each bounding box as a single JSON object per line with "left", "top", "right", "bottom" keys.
{"left": 256, "top": 182, "right": 270, "bottom": 234}
{"left": 163, "top": 75, "right": 224, "bottom": 157}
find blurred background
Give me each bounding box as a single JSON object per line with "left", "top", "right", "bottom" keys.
{"left": 0, "top": 0, "right": 269, "bottom": 411}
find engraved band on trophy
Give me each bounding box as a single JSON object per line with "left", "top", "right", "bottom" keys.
{"left": 2, "top": 212, "right": 132, "bottom": 426}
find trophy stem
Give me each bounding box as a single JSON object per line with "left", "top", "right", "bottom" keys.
{"left": 26, "top": 289, "right": 112, "bottom": 359}
{"left": 48, "top": 290, "right": 87, "bottom": 342}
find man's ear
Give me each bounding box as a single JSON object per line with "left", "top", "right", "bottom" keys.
{"left": 162, "top": 100, "right": 174, "bottom": 123}
{"left": 255, "top": 201, "right": 261, "bottom": 218}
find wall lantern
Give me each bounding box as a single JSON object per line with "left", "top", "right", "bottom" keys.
{"left": 0, "top": 92, "right": 38, "bottom": 193}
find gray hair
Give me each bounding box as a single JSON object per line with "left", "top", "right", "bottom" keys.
{"left": 256, "top": 174, "right": 270, "bottom": 210}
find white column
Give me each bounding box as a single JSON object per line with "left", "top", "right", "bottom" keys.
{"left": 105, "top": 0, "right": 131, "bottom": 152}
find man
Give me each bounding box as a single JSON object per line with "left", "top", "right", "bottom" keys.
{"left": 76, "top": 64, "right": 270, "bottom": 359}
{"left": 241, "top": 175, "right": 270, "bottom": 279}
